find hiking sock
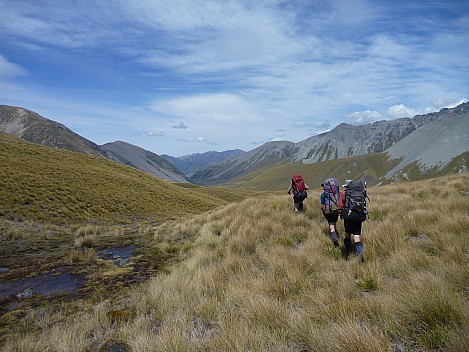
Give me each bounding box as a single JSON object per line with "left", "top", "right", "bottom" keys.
{"left": 344, "top": 238, "right": 352, "bottom": 257}
{"left": 355, "top": 242, "right": 363, "bottom": 256}
{"left": 330, "top": 231, "right": 339, "bottom": 247}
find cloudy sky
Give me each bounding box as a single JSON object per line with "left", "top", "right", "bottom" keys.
{"left": 0, "top": 0, "right": 468, "bottom": 157}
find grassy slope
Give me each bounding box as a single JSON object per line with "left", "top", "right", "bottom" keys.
{"left": 386, "top": 152, "right": 469, "bottom": 184}
{"left": 0, "top": 132, "right": 255, "bottom": 224}
{"left": 227, "top": 152, "right": 401, "bottom": 191}
{"left": 2, "top": 173, "right": 468, "bottom": 351}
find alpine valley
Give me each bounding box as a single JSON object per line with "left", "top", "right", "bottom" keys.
{"left": 0, "top": 103, "right": 468, "bottom": 190}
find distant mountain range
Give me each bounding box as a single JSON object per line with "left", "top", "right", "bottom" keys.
{"left": 161, "top": 149, "right": 245, "bottom": 177}
{"left": 1, "top": 103, "right": 468, "bottom": 187}
{"left": 190, "top": 103, "right": 468, "bottom": 185}
{"left": 0, "top": 105, "right": 188, "bottom": 183}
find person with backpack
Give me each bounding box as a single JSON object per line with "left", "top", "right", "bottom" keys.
{"left": 339, "top": 180, "right": 368, "bottom": 262}
{"left": 287, "top": 174, "right": 308, "bottom": 213}
{"left": 320, "top": 178, "right": 341, "bottom": 247}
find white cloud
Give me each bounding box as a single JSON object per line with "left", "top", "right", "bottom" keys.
{"left": 0, "top": 54, "right": 27, "bottom": 76}
{"left": 196, "top": 136, "right": 206, "bottom": 142}
{"left": 386, "top": 104, "right": 416, "bottom": 119}
{"left": 367, "top": 35, "right": 409, "bottom": 60}
{"left": 431, "top": 98, "right": 468, "bottom": 111}
{"left": 150, "top": 93, "right": 260, "bottom": 122}
{"left": 347, "top": 103, "right": 425, "bottom": 124}
{"left": 346, "top": 110, "right": 383, "bottom": 124}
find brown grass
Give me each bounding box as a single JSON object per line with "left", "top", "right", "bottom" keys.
{"left": 1, "top": 173, "right": 468, "bottom": 351}
{"left": 0, "top": 132, "right": 259, "bottom": 225}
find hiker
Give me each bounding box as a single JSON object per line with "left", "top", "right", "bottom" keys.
{"left": 320, "top": 178, "right": 341, "bottom": 247}
{"left": 288, "top": 174, "right": 308, "bottom": 213}
{"left": 339, "top": 180, "right": 368, "bottom": 262}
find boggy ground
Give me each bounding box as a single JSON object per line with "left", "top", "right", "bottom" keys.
{"left": 0, "top": 219, "right": 179, "bottom": 342}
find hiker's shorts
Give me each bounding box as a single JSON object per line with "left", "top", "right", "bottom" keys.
{"left": 344, "top": 219, "right": 362, "bottom": 235}
{"left": 293, "top": 194, "right": 306, "bottom": 204}
{"left": 322, "top": 211, "right": 339, "bottom": 224}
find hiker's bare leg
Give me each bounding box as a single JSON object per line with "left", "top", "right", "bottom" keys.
{"left": 352, "top": 234, "right": 361, "bottom": 244}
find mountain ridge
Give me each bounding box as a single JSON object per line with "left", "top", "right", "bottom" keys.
{"left": 0, "top": 105, "right": 106, "bottom": 157}
{"left": 101, "top": 141, "right": 190, "bottom": 183}
{"left": 190, "top": 103, "right": 468, "bottom": 185}
{"left": 1, "top": 102, "right": 467, "bottom": 187}
{"left": 0, "top": 105, "right": 188, "bottom": 182}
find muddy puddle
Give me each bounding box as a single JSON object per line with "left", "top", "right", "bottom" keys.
{"left": 98, "top": 244, "right": 136, "bottom": 266}
{"left": 0, "top": 271, "right": 86, "bottom": 300}
{"left": 0, "top": 244, "right": 137, "bottom": 311}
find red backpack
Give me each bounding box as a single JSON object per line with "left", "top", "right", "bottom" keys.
{"left": 291, "top": 174, "right": 307, "bottom": 195}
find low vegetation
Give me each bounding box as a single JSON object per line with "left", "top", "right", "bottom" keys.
{"left": 1, "top": 172, "right": 467, "bottom": 351}
{"left": 0, "top": 132, "right": 256, "bottom": 224}
{"left": 226, "top": 152, "right": 401, "bottom": 191}
{"left": 226, "top": 151, "right": 469, "bottom": 192}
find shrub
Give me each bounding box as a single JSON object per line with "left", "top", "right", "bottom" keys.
{"left": 355, "top": 275, "right": 379, "bottom": 291}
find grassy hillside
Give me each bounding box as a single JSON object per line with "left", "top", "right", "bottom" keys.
{"left": 2, "top": 173, "right": 468, "bottom": 351}
{"left": 0, "top": 132, "right": 256, "bottom": 224}
{"left": 227, "top": 152, "right": 401, "bottom": 191}
{"left": 387, "top": 152, "right": 469, "bottom": 184}
{"left": 226, "top": 151, "right": 469, "bottom": 192}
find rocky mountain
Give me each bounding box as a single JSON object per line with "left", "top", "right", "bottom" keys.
{"left": 385, "top": 110, "right": 469, "bottom": 179}
{"left": 101, "top": 141, "right": 189, "bottom": 183}
{"left": 162, "top": 149, "right": 245, "bottom": 177}
{"left": 190, "top": 141, "right": 296, "bottom": 185}
{"left": 0, "top": 105, "right": 105, "bottom": 157}
{"left": 292, "top": 102, "right": 469, "bottom": 164}
{"left": 0, "top": 105, "right": 188, "bottom": 182}
{"left": 191, "top": 102, "right": 468, "bottom": 185}
{"left": 292, "top": 118, "right": 416, "bottom": 163}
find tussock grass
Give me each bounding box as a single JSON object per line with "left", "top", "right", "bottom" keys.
{"left": 1, "top": 173, "right": 468, "bottom": 351}
{"left": 69, "top": 248, "right": 96, "bottom": 263}
{"left": 74, "top": 234, "right": 94, "bottom": 249}
{"left": 0, "top": 132, "right": 258, "bottom": 225}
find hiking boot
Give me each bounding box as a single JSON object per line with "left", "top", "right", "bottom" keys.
{"left": 343, "top": 238, "right": 352, "bottom": 259}
{"left": 357, "top": 254, "right": 365, "bottom": 264}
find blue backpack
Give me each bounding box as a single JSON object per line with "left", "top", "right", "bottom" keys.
{"left": 323, "top": 178, "right": 340, "bottom": 214}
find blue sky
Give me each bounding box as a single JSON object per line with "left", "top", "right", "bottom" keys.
{"left": 0, "top": 0, "right": 468, "bottom": 157}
